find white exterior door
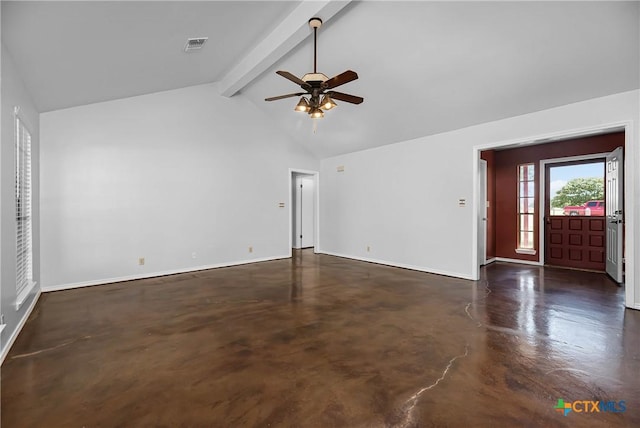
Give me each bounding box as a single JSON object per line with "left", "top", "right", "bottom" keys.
{"left": 606, "top": 147, "right": 624, "bottom": 283}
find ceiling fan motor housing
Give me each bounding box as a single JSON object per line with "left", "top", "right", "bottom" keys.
{"left": 302, "top": 73, "right": 329, "bottom": 83}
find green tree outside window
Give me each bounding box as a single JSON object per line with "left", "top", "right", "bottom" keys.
{"left": 551, "top": 177, "right": 604, "bottom": 208}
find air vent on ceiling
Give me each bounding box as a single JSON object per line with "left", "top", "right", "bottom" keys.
{"left": 184, "top": 37, "right": 208, "bottom": 52}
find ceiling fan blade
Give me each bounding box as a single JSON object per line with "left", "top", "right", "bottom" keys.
{"left": 276, "top": 71, "right": 311, "bottom": 90}
{"left": 265, "top": 92, "right": 305, "bottom": 102}
{"left": 324, "top": 70, "right": 358, "bottom": 89}
{"left": 329, "top": 91, "right": 363, "bottom": 105}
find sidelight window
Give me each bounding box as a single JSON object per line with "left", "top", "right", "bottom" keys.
{"left": 517, "top": 163, "right": 535, "bottom": 250}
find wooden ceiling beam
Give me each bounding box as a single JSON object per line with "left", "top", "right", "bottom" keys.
{"left": 218, "top": 0, "right": 352, "bottom": 97}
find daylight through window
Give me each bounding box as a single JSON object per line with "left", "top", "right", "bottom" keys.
{"left": 15, "top": 115, "right": 34, "bottom": 303}
{"left": 518, "top": 163, "right": 535, "bottom": 250}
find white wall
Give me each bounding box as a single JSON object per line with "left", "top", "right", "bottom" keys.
{"left": 40, "top": 84, "right": 318, "bottom": 290}
{"left": 1, "top": 44, "right": 41, "bottom": 360}
{"left": 319, "top": 90, "right": 640, "bottom": 309}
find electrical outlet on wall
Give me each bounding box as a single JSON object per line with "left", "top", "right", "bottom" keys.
{"left": 138, "top": 257, "right": 145, "bottom": 266}
{"left": 367, "top": 246, "right": 370, "bottom": 252}
{"left": 249, "top": 246, "right": 253, "bottom": 253}
{"left": 191, "top": 252, "right": 197, "bottom": 259}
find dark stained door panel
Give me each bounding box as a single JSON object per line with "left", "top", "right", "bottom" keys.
{"left": 546, "top": 216, "right": 605, "bottom": 271}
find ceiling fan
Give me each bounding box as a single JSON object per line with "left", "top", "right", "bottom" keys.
{"left": 265, "top": 17, "right": 363, "bottom": 119}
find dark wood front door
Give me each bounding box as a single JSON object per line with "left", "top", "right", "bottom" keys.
{"left": 546, "top": 216, "right": 605, "bottom": 270}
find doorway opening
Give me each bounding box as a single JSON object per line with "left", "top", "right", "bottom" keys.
{"left": 289, "top": 170, "right": 318, "bottom": 254}
{"left": 540, "top": 148, "right": 624, "bottom": 282}
{"left": 476, "top": 128, "right": 628, "bottom": 285}
{"left": 544, "top": 157, "right": 606, "bottom": 271}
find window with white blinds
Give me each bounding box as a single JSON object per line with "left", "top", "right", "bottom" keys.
{"left": 15, "top": 115, "right": 34, "bottom": 304}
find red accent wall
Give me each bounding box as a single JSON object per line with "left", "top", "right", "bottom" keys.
{"left": 484, "top": 132, "right": 624, "bottom": 262}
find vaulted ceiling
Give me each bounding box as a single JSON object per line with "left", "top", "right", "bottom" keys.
{"left": 3, "top": 1, "right": 639, "bottom": 158}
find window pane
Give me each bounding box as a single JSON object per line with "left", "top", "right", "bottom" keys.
{"left": 518, "top": 164, "right": 535, "bottom": 182}
{"left": 520, "top": 214, "right": 534, "bottom": 233}
{"left": 520, "top": 214, "right": 527, "bottom": 233}
{"left": 519, "top": 198, "right": 535, "bottom": 214}
{"left": 519, "top": 182, "right": 535, "bottom": 197}
{"left": 549, "top": 161, "right": 604, "bottom": 215}
{"left": 519, "top": 231, "right": 534, "bottom": 249}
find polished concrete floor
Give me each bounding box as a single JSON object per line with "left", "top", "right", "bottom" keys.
{"left": 2, "top": 250, "right": 639, "bottom": 427}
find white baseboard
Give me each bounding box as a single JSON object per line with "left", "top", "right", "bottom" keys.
{"left": 41, "top": 255, "right": 290, "bottom": 292}
{"left": 495, "top": 257, "right": 543, "bottom": 266}
{"left": 1, "top": 288, "right": 42, "bottom": 365}
{"left": 318, "top": 251, "right": 475, "bottom": 280}
{"left": 483, "top": 257, "right": 497, "bottom": 265}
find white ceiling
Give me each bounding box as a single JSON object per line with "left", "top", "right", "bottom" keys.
{"left": 2, "top": 1, "right": 299, "bottom": 111}
{"left": 3, "top": 1, "right": 639, "bottom": 159}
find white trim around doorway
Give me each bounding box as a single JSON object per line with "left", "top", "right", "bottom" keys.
{"left": 288, "top": 169, "right": 320, "bottom": 257}
{"left": 473, "top": 120, "right": 636, "bottom": 309}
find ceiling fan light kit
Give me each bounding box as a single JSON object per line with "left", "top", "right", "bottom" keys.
{"left": 295, "top": 97, "right": 311, "bottom": 112}
{"left": 309, "top": 107, "right": 324, "bottom": 119}
{"left": 265, "top": 16, "right": 363, "bottom": 120}
{"left": 320, "top": 94, "right": 337, "bottom": 110}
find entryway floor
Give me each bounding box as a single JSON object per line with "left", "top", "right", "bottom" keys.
{"left": 2, "top": 250, "right": 639, "bottom": 427}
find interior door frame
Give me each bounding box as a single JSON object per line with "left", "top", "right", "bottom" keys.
{"left": 288, "top": 168, "right": 320, "bottom": 257}
{"left": 472, "top": 120, "right": 636, "bottom": 310}
{"left": 478, "top": 159, "right": 488, "bottom": 266}
{"left": 539, "top": 152, "right": 609, "bottom": 269}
